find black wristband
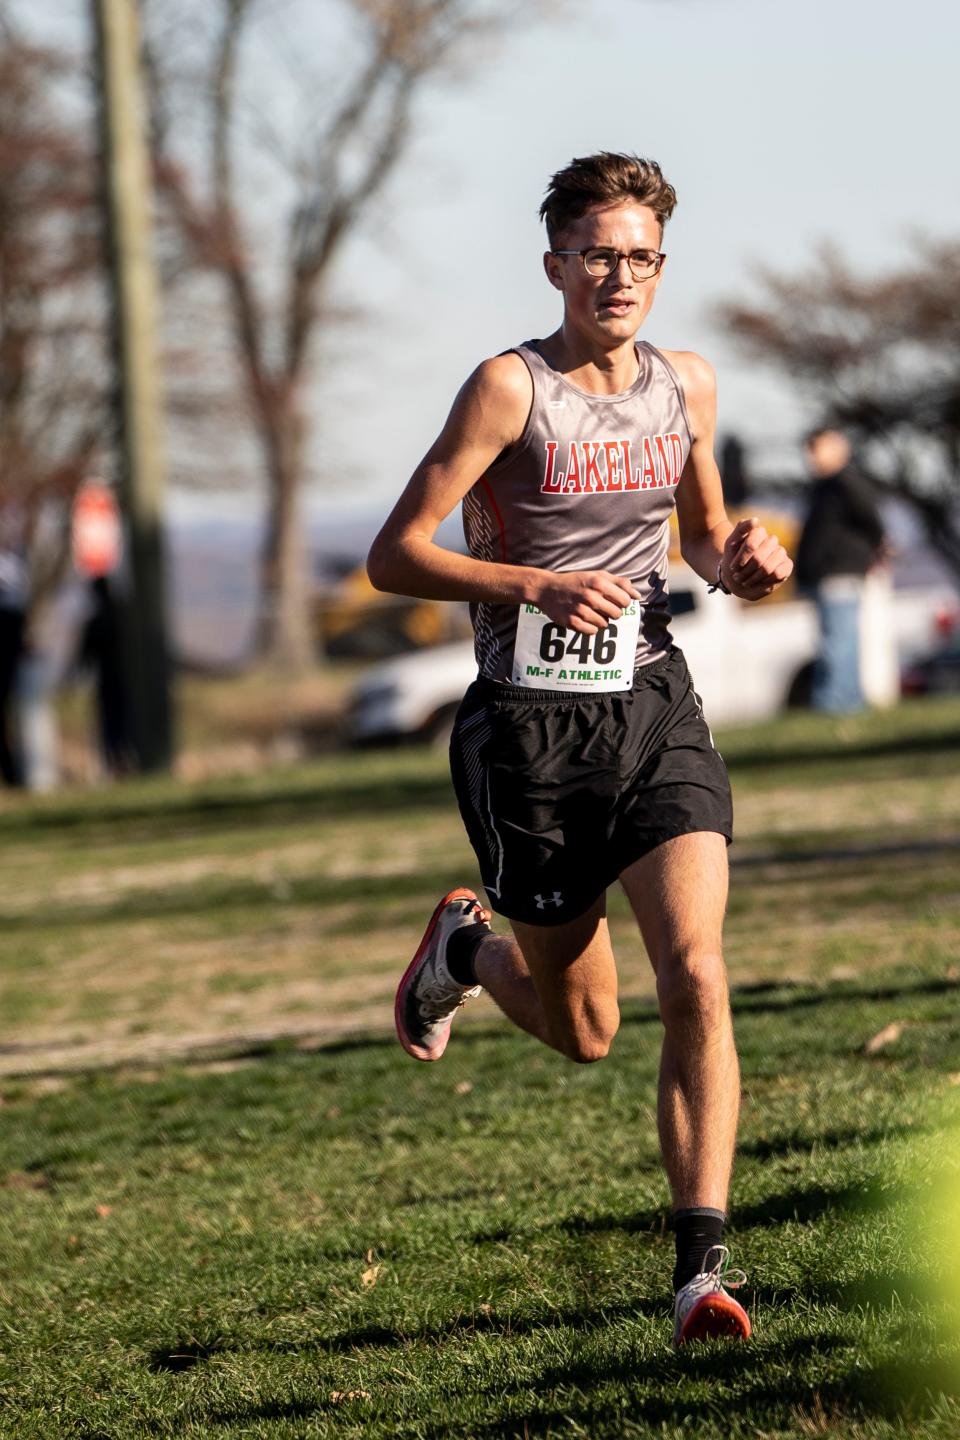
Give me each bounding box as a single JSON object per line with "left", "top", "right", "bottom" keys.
{"left": 707, "top": 560, "right": 732, "bottom": 596}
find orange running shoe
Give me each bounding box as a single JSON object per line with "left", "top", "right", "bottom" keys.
{"left": 394, "top": 888, "right": 488, "bottom": 1061}
{"left": 673, "top": 1245, "right": 751, "bottom": 1346}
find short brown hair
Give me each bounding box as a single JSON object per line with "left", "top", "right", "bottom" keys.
{"left": 539, "top": 153, "right": 677, "bottom": 246}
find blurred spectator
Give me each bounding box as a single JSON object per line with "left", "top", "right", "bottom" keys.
{"left": 795, "top": 428, "right": 887, "bottom": 713}
{"left": 72, "top": 482, "right": 133, "bottom": 776}
{"left": 0, "top": 499, "right": 28, "bottom": 786}
{"left": 1, "top": 483, "right": 133, "bottom": 791}
{"left": 79, "top": 575, "right": 134, "bottom": 776}
{"left": 17, "top": 575, "right": 91, "bottom": 792}
{"left": 12, "top": 488, "right": 89, "bottom": 792}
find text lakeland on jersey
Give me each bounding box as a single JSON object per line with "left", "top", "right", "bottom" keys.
{"left": 541, "top": 432, "right": 684, "bottom": 495}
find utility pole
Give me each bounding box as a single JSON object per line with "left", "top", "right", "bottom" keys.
{"left": 91, "top": 0, "right": 173, "bottom": 772}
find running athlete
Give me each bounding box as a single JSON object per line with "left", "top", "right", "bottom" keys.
{"left": 367, "top": 153, "right": 793, "bottom": 1345}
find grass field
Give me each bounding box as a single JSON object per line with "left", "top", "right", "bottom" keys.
{"left": 2, "top": 698, "right": 960, "bottom": 1437}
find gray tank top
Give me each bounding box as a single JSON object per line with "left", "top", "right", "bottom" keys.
{"left": 462, "top": 340, "right": 693, "bottom": 684}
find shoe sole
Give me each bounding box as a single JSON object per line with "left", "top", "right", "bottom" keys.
{"left": 676, "top": 1293, "right": 751, "bottom": 1346}
{"left": 394, "top": 887, "right": 479, "bottom": 1062}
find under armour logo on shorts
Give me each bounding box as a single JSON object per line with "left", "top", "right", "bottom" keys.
{"left": 534, "top": 891, "right": 564, "bottom": 909}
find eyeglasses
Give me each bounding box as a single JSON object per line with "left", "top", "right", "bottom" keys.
{"left": 551, "top": 247, "right": 666, "bottom": 281}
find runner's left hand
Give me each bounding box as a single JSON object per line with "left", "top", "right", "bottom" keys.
{"left": 720, "top": 518, "right": 793, "bottom": 601}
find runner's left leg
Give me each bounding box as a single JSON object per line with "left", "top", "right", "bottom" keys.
{"left": 619, "top": 831, "right": 738, "bottom": 1213}
{"left": 620, "top": 832, "right": 750, "bottom": 1342}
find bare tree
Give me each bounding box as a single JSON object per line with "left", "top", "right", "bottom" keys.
{"left": 0, "top": 16, "right": 228, "bottom": 613}
{"left": 0, "top": 33, "right": 107, "bottom": 541}
{"left": 717, "top": 241, "right": 960, "bottom": 582}
{"left": 144, "top": 0, "right": 533, "bottom": 672}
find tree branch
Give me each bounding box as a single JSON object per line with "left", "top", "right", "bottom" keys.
{"left": 211, "top": 0, "right": 277, "bottom": 422}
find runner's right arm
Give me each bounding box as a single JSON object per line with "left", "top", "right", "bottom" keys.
{"left": 367, "top": 355, "right": 640, "bottom": 634}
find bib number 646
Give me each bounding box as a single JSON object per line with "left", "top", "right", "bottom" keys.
{"left": 512, "top": 599, "right": 639, "bottom": 692}
{"left": 539, "top": 623, "right": 618, "bottom": 667}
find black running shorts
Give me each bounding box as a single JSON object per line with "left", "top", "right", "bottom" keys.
{"left": 449, "top": 647, "right": 733, "bottom": 927}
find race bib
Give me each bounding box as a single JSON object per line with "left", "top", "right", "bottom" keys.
{"left": 512, "top": 602, "right": 641, "bottom": 692}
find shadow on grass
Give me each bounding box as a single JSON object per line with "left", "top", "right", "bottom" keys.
{"left": 0, "top": 769, "right": 456, "bottom": 840}
{"left": 154, "top": 1336, "right": 955, "bottom": 1440}
{"left": 192, "top": 1346, "right": 960, "bottom": 1438}
{"left": 488, "top": 1328, "right": 845, "bottom": 1406}
{"left": 535, "top": 1180, "right": 884, "bottom": 1245}
{"left": 729, "top": 973, "right": 960, "bottom": 1019}
{"left": 612, "top": 972, "right": 959, "bottom": 1033}
{"left": 750, "top": 1267, "right": 934, "bottom": 1313}
{"left": 144, "top": 1300, "right": 960, "bottom": 1433}
{"left": 147, "top": 1339, "right": 224, "bottom": 1373}
{"left": 738, "top": 1119, "right": 923, "bottom": 1161}
{"left": 318, "top": 1297, "right": 673, "bottom": 1355}
{"left": 140, "top": 1328, "right": 960, "bottom": 1439}
{"left": 453, "top": 1336, "right": 960, "bottom": 1438}
{"left": 726, "top": 725, "right": 960, "bottom": 773}
{"left": 467, "top": 1175, "right": 890, "bottom": 1251}
{"left": 0, "top": 866, "right": 460, "bottom": 933}
{"left": 206, "top": 1397, "right": 319, "bottom": 1426}
{"left": 732, "top": 835, "right": 960, "bottom": 868}
{"left": 733, "top": 1180, "right": 888, "bottom": 1228}
{"left": 139, "top": 1228, "right": 959, "bottom": 1433}
{"left": 148, "top": 1295, "right": 669, "bottom": 1374}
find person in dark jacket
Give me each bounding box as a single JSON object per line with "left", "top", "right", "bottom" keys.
{"left": 795, "top": 428, "right": 887, "bottom": 712}
{"left": 0, "top": 500, "right": 28, "bottom": 786}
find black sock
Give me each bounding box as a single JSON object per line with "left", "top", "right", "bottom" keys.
{"left": 672, "top": 1208, "right": 726, "bottom": 1292}
{"left": 446, "top": 919, "right": 491, "bottom": 987}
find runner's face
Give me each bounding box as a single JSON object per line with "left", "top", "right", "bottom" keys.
{"left": 544, "top": 201, "right": 664, "bottom": 345}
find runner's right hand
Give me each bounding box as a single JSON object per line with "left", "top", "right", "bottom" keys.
{"left": 531, "top": 571, "right": 641, "bottom": 634}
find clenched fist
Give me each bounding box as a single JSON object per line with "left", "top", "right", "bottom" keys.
{"left": 533, "top": 570, "right": 641, "bottom": 634}
{"left": 720, "top": 518, "right": 793, "bottom": 601}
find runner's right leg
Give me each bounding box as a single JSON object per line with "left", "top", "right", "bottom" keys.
{"left": 395, "top": 892, "right": 617, "bottom": 1062}
{"left": 476, "top": 897, "right": 619, "bottom": 1063}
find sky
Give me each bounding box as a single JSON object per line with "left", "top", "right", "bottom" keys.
{"left": 19, "top": 0, "right": 960, "bottom": 517}
{"left": 320, "top": 0, "right": 960, "bottom": 509}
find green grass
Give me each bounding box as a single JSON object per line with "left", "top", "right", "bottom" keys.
{"left": 2, "top": 979, "right": 959, "bottom": 1437}
{"left": 1, "top": 698, "right": 960, "bottom": 1436}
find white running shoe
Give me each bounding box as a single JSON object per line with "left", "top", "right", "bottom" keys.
{"left": 394, "top": 888, "right": 488, "bottom": 1062}
{"left": 673, "top": 1244, "right": 751, "bottom": 1346}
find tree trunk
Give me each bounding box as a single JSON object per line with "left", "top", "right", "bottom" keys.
{"left": 256, "top": 399, "right": 313, "bottom": 672}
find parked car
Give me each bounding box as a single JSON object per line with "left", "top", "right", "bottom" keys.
{"left": 352, "top": 564, "right": 959, "bottom": 747}
{"left": 349, "top": 566, "right": 957, "bottom": 747}
{"left": 349, "top": 570, "right": 821, "bottom": 747}
{"left": 901, "top": 626, "right": 960, "bottom": 696}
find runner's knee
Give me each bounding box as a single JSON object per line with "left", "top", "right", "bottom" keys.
{"left": 656, "top": 950, "right": 728, "bottom": 1034}
{"left": 553, "top": 1002, "right": 620, "bottom": 1064}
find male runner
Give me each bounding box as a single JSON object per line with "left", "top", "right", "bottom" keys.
{"left": 367, "top": 153, "right": 793, "bottom": 1344}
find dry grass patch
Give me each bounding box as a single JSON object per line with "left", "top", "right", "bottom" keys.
{"left": 3, "top": 699, "right": 959, "bottom": 1078}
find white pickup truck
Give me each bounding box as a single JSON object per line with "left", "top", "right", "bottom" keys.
{"left": 347, "top": 568, "right": 955, "bottom": 746}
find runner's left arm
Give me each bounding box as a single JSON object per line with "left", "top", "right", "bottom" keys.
{"left": 669, "top": 352, "right": 793, "bottom": 602}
